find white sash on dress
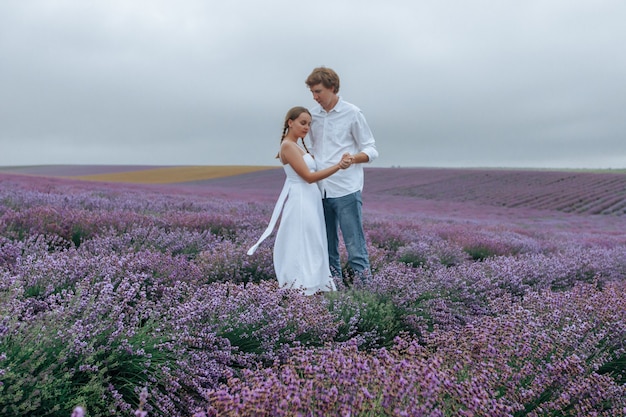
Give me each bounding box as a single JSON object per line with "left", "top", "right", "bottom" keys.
{"left": 247, "top": 180, "right": 291, "bottom": 255}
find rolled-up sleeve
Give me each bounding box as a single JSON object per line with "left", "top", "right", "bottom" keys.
{"left": 354, "top": 110, "right": 378, "bottom": 163}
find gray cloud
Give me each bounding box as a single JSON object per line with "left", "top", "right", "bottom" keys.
{"left": 1, "top": 0, "right": 625, "bottom": 169}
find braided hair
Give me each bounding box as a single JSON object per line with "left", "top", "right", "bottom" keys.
{"left": 277, "top": 106, "right": 311, "bottom": 158}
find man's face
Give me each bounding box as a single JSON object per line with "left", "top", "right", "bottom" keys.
{"left": 309, "top": 83, "right": 336, "bottom": 111}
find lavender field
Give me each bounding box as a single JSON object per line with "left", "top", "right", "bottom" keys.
{"left": 1, "top": 167, "right": 625, "bottom": 416}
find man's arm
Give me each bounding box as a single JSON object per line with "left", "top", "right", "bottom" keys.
{"left": 353, "top": 110, "right": 378, "bottom": 163}
{"left": 350, "top": 152, "right": 370, "bottom": 164}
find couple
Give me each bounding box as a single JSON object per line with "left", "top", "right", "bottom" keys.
{"left": 247, "top": 67, "right": 379, "bottom": 295}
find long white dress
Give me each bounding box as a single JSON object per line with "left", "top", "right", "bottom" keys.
{"left": 247, "top": 153, "right": 336, "bottom": 295}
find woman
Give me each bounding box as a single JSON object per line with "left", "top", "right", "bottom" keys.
{"left": 247, "top": 106, "right": 352, "bottom": 295}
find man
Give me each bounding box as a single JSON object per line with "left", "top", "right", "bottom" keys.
{"left": 305, "top": 66, "right": 379, "bottom": 284}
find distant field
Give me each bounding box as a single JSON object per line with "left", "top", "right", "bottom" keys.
{"left": 362, "top": 167, "right": 626, "bottom": 216}
{"left": 1, "top": 165, "right": 624, "bottom": 216}
{"left": 70, "top": 165, "right": 278, "bottom": 184}
{"left": 0, "top": 165, "right": 277, "bottom": 183}
{"left": 175, "top": 166, "right": 626, "bottom": 217}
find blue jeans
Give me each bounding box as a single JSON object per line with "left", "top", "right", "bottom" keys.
{"left": 322, "top": 191, "right": 371, "bottom": 280}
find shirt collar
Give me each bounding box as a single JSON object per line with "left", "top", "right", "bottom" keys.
{"left": 317, "top": 96, "right": 343, "bottom": 114}
{"left": 333, "top": 96, "right": 344, "bottom": 112}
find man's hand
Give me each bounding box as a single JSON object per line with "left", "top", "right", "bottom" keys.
{"left": 339, "top": 153, "right": 354, "bottom": 169}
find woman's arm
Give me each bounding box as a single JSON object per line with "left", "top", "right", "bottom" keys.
{"left": 281, "top": 141, "right": 349, "bottom": 184}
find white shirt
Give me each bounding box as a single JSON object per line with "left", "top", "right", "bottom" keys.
{"left": 307, "top": 97, "right": 378, "bottom": 198}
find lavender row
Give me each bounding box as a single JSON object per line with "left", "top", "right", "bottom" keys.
{"left": 363, "top": 168, "right": 626, "bottom": 216}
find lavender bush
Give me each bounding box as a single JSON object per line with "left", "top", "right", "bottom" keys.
{"left": 0, "top": 172, "right": 625, "bottom": 416}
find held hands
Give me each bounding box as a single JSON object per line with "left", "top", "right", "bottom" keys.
{"left": 339, "top": 153, "right": 354, "bottom": 169}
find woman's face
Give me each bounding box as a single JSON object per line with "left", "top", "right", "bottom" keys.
{"left": 288, "top": 112, "right": 311, "bottom": 138}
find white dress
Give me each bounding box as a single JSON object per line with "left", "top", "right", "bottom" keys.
{"left": 247, "top": 153, "right": 336, "bottom": 295}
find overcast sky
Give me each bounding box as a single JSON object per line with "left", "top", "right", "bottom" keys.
{"left": 1, "top": 0, "right": 625, "bottom": 169}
